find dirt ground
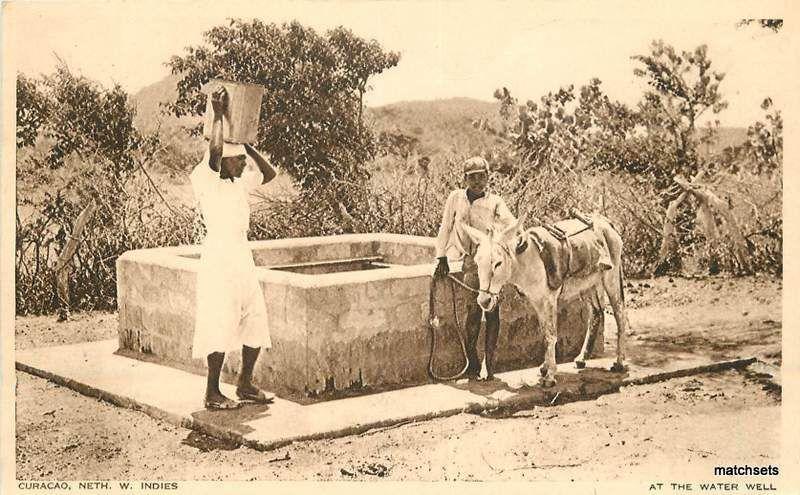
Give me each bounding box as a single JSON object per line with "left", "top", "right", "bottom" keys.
{"left": 14, "top": 274, "right": 782, "bottom": 481}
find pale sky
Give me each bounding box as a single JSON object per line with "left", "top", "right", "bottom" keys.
{"left": 4, "top": 0, "right": 796, "bottom": 126}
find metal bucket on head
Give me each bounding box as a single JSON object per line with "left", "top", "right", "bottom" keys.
{"left": 202, "top": 79, "right": 265, "bottom": 144}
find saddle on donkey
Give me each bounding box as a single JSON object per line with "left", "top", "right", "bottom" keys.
{"left": 526, "top": 210, "right": 613, "bottom": 290}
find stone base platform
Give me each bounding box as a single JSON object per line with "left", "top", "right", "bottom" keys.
{"left": 15, "top": 340, "right": 762, "bottom": 451}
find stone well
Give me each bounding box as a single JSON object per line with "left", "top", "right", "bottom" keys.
{"left": 117, "top": 234, "right": 602, "bottom": 401}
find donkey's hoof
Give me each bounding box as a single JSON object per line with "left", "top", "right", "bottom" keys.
{"left": 575, "top": 360, "right": 586, "bottom": 369}
{"left": 610, "top": 362, "right": 628, "bottom": 373}
{"left": 539, "top": 377, "right": 557, "bottom": 388}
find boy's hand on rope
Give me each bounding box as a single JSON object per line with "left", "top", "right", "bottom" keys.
{"left": 433, "top": 257, "right": 449, "bottom": 279}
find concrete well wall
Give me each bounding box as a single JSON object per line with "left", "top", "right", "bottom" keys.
{"left": 117, "top": 234, "right": 602, "bottom": 401}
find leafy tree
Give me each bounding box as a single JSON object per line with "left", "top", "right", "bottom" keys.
{"left": 631, "top": 41, "right": 728, "bottom": 188}
{"left": 494, "top": 41, "right": 728, "bottom": 191}
{"left": 741, "top": 98, "right": 783, "bottom": 175}
{"left": 494, "top": 78, "right": 637, "bottom": 175}
{"left": 627, "top": 41, "right": 780, "bottom": 277}
{"left": 18, "top": 64, "right": 150, "bottom": 178}
{"left": 737, "top": 19, "right": 783, "bottom": 32}
{"left": 495, "top": 84, "right": 579, "bottom": 170}
{"left": 628, "top": 42, "right": 731, "bottom": 274}
{"left": 167, "top": 19, "right": 400, "bottom": 190}
{"left": 16, "top": 74, "right": 50, "bottom": 148}
{"left": 15, "top": 65, "right": 177, "bottom": 315}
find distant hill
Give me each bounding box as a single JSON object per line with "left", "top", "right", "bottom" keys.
{"left": 131, "top": 75, "right": 747, "bottom": 161}
{"left": 131, "top": 74, "right": 205, "bottom": 173}
{"left": 131, "top": 73, "right": 188, "bottom": 132}
{"left": 366, "top": 97, "right": 507, "bottom": 157}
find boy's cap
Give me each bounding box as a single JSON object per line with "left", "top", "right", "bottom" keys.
{"left": 463, "top": 156, "right": 489, "bottom": 175}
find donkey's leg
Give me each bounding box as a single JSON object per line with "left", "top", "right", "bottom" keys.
{"left": 536, "top": 295, "right": 559, "bottom": 387}
{"left": 575, "top": 288, "right": 602, "bottom": 368}
{"left": 574, "top": 300, "right": 592, "bottom": 369}
{"left": 484, "top": 305, "right": 501, "bottom": 380}
{"left": 602, "top": 267, "right": 630, "bottom": 372}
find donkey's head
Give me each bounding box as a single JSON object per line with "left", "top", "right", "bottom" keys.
{"left": 460, "top": 215, "right": 527, "bottom": 312}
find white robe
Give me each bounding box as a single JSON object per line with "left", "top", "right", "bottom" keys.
{"left": 189, "top": 160, "right": 271, "bottom": 358}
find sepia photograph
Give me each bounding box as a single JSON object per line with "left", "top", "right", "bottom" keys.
{"left": 1, "top": 0, "right": 798, "bottom": 492}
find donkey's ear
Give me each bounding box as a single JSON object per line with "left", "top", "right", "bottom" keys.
{"left": 517, "top": 212, "right": 527, "bottom": 230}
{"left": 515, "top": 234, "right": 529, "bottom": 255}
{"left": 500, "top": 213, "right": 526, "bottom": 241}
{"left": 459, "top": 222, "right": 486, "bottom": 245}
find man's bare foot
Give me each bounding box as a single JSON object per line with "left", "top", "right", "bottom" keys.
{"left": 236, "top": 382, "right": 275, "bottom": 403}
{"left": 204, "top": 390, "right": 240, "bottom": 410}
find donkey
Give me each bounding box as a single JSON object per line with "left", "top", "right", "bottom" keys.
{"left": 460, "top": 214, "right": 631, "bottom": 387}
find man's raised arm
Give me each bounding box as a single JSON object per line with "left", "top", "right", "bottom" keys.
{"left": 243, "top": 143, "right": 277, "bottom": 184}
{"left": 207, "top": 86, "right": 227, "bottom": 172}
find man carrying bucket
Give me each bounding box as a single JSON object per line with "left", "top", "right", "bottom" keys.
{"left": 190, "top": 85, "right": 277, "bottom": 410}
{"left": 433, "top": 157, "right": 516, "bottom": 381}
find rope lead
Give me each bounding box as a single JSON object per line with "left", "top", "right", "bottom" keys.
{"left": 427, "top": 275, "right": 471, "bottom": 381}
